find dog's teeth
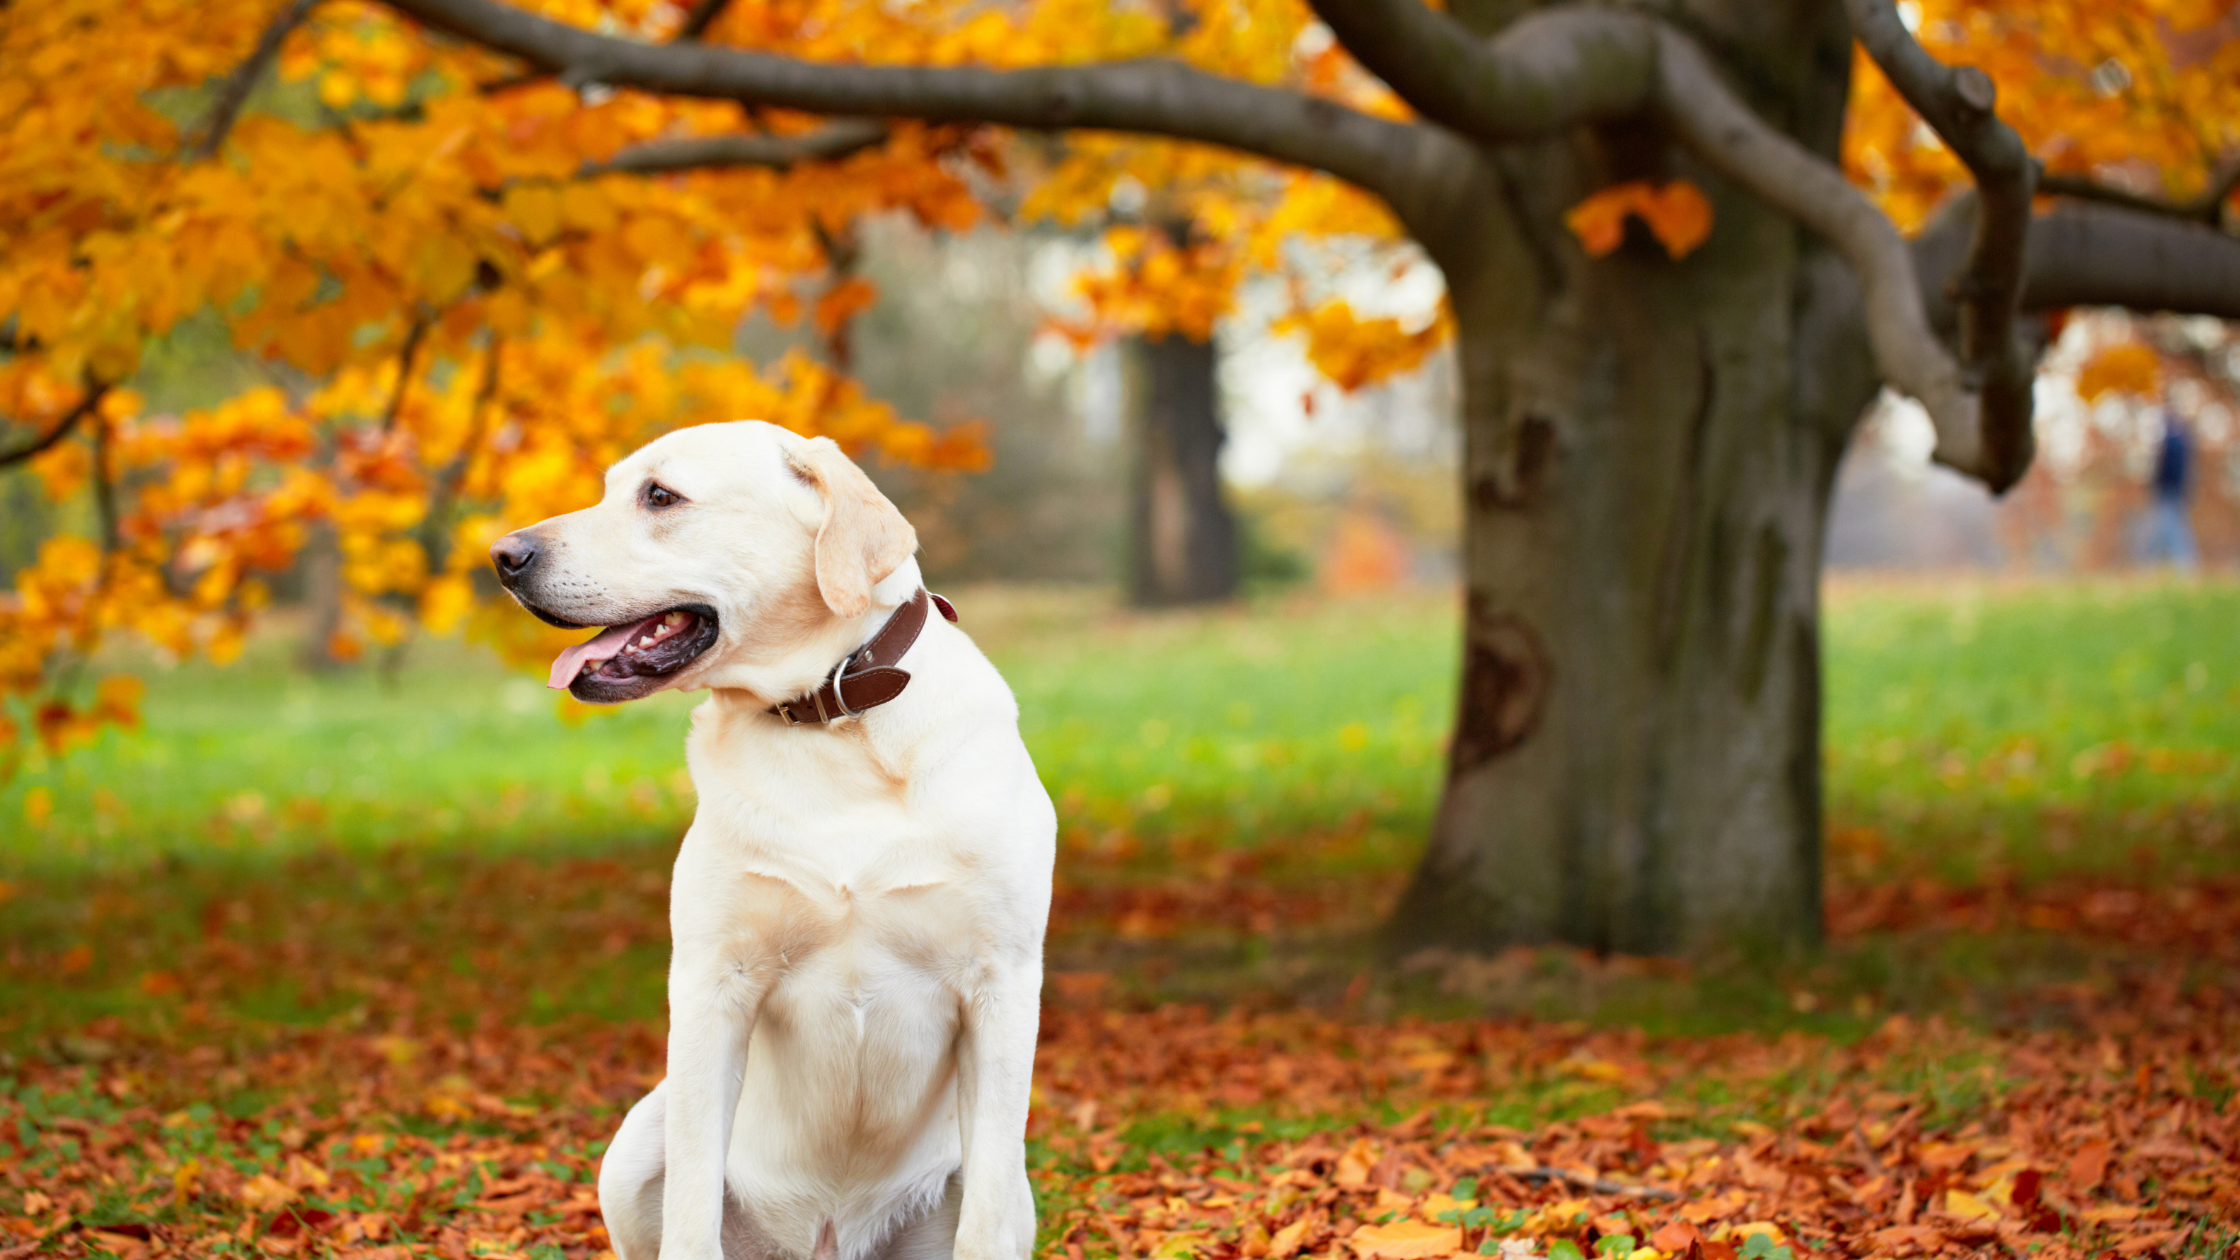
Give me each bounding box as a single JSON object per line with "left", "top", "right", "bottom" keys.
{"left": 639, "top": 634, "right": 657, "bottom": 647}
{"left": 664, "top": 611, "right": 686, "bottom": 627}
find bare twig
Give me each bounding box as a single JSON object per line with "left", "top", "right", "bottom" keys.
{"left": 92, "top": 411, "right": 119, "bottom": 554}
{"left": 1513, "top": 1166, "right": 1678, "bottom": 1202}
{"left": 809, "top": 218, "right": 864, "bottom": 371}
{"left": 193, "top": 0, "right": 321, "bottom": 160}
{"left": 417, "top": 335, "right": 502, "bottom": 570}
{"left": 1844, "top": 0, "right": 2036, "bottom": 490}
{"left": 0, "top": 383, "right": 110, "bottom": 468}
{"left": 580, "top": 119, "right": 891, "bottom": 177}
{"left": 381, "top": 313, "right": 433, "bottom": 433}
{"left": 2039, "top": 161, "right": 2240, "bottom": 226}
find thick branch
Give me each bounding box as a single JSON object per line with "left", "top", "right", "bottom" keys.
{"left": 2039, "top": 162, "right": 2240, "bottom": 226}
{"left": 583, "top": 119, "right": 891, "bottom": 176}
{"left": 194, "top": 0, "right": 321, "bottom": 160}
{"left": 1305, "top": 0, "right": 1656, "bottom": 146}
{"left": 1913, "top": 194, "right": 2240, "bottom": 327}
{"left": 1844, "top": 0, "right": 2034, "bottom": 489}
{"left": 0, "top": 384, "right": 109, "bottom": 468}
{"left": 379, "top": 0, "right": 1451, "bottom": 206}
{"left": 1648, "top": 30, "right": 1985, "bottom": 482}
{"left": 2020, "top": 202, "right": 2240, "bottom": 319}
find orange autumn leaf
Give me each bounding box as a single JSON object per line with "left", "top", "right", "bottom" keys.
{"left": 1564, "top": 179, "right": 1715, "bottom": 260}
{"left": 1564, "top": 184, "right": 1638, "bottom": 257}
{"left": 2074, "top": 341, "right": 2162, "bottom": 402}
{"left": 1276, "top": 300, "right": 1452, "bottom": 393}
{"left": 814, "top": 277, "right": 880, "bottom": 338}
{"left": 1346, "top": 1220, "right": 1460, "bottom": 1260}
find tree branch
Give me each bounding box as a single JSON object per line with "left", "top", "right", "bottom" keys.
{"left": 1844, "top": 0, "right": 2034, "bottom": 489}
{"left": 193, "top": 0, "right": 321, "bottom": 160}
{"left": 92, "top": 410, "right": 120, "bottom": 554}
{"left": 1912, "top": 194, "right": 2240, "bottom": 327}
{"left": 419, "top": 335, "right": 502, "bottom": 571}
{"left": 2039, "top": 161, "right": 2240, "bottom": 226}
{"left": 1304, "top": 0, "right": 1658, "bottom": 145}
{"left": 2019, "top": 202, "right": 2240, "bottom": 319}
{"left": 381, "top": 313, "right": 432, "bottom": 433}
{"left": 378, "top": 0, "right": 1452, "bottom": 208}
{"left": 581, "top": 119, "right": 891, "bottom": 177}
{"left": 0, "top": 384, "right": 109, "bottom": 468}
{"left": 1647, "top": 29, "right": 1986, "bottom": 484}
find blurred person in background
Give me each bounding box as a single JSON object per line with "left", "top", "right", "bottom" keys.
{"left": 2146, "top": 410, "right": 2201, "bottom": 572}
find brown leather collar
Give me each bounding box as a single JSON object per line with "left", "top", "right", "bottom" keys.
{"left": 770, "top": 589, "right": 958, "bottom": 726}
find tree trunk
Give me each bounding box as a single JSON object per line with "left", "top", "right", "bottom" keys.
{"left": 1127, "top": 331, "right": 1239, "bottom": 606}
{"left": 1390, "top": 0, "right": 1880, "bottom": 956}
{"left": 297, "top": 523, "right": 351, "bottom": 672}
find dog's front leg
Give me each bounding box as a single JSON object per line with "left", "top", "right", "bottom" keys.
{"left": 661, "top": 942, "right": 767, "bottom": 1260}
{"left": 953, "top": 957, "right": 1042, "bottom": 1260}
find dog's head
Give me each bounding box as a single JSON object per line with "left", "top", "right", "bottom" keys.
{"left": 489, "top": 421, "right": 918, "bottom": 704}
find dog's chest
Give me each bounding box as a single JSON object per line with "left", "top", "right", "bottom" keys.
{"left": 677, "top": 793, "right": 989, "bottom": 999}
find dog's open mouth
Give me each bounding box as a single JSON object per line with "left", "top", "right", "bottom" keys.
{"left": 545, "top": 605, "right": 720, "bottom": 697}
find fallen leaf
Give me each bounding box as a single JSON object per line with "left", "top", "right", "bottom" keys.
{"left": 1266, "top": 1216, "right": 1314, "bottom": 1259}
{"left": 2065, "top": 1138, "right": 2113, "bottom": 1189}
{"left": 1941, "top": 1189, "right": 1999, "bottom": 1222}
{"left": 1347, "top": 1220, "right": 1461, "bottom": 1260}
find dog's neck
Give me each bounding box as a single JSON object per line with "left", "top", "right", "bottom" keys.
{"left": 703, "top": 561, "right": 926, "bottom": 710}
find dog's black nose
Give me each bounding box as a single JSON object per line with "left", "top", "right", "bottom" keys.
{"left": 490, "top": 532, "right": 538, "bottom": 586}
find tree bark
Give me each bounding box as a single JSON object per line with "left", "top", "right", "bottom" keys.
{"left": 1127, "top": 332, "right": 1239, "bottom": 606}
{"left": 1389, "top": 1, "right": 1874, "bottom": 956}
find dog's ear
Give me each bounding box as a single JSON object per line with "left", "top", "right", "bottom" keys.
{"left": 788, "top": 436, "right": 918, "bottom": 619}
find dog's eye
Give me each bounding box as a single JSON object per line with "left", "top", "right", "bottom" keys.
{"left": 644, "top": 482, "right": 683, "bottom": 509}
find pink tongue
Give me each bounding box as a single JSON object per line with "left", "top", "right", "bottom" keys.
{"left": 548, "top": 622, "right": 643, "bottom": 690}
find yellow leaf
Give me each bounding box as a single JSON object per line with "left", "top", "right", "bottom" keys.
{"left": 1267, "top": 1218, "right": 1314, "bottom": 1259}
{"left": 502, "top": 184, "right": 564, "bottom": 245}
{"left": 1373, "top": 1188, "right": 1415, "bottom": 1215}
{"left": 418, "top": 573, "right": 474, "bottom": 636}
{"left": 1419, "top": 1194, "right": 1476, "bottom": 1221}
{"left": 2075, "top": 341, "right": 2161, "bottom": 402}
{"left": 1490, "top": 1140, "right": 1537, "bottom": 1171}
{"left": 237, "top": 1172, "right": 296, "bottom": 1211}
{"left": 1334, "top": 1138, "right": 1380, "bottom": 1187}
{"left": 1347, "top": 1220, "right": 1460, "bottom": 1260}
{"left": 1942, "top": 1190, "right": 1999, "bottom": 1222}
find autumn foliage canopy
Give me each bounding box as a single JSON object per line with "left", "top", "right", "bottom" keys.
{"left": 3, "top": 0, "right": 2238, "bottom": 763}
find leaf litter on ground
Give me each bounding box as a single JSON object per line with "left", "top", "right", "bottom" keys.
{"left": 3, "top": 933, "right": 2236, "bottom": 1258}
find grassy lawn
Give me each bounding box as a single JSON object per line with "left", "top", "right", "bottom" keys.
{"left": 7, "top": 576, "right": 2235, "bottom": 881}
{"left": 2, "top": 577, "right": 2237, "bottom": 1259}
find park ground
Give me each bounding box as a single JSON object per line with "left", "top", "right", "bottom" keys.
{"left": 1, "top": 576, "right": 2237, "bottom": 1259}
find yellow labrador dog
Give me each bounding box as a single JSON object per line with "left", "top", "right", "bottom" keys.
{"left": 488, "top": 421, "right": 1054, "bottom": 1260}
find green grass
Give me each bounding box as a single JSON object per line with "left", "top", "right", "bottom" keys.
{"left": 1822, "top": 576, "right": 2240, "bottom": 880}
{"left": 2, "top": 577, "right": 2235, "bottom": 884}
